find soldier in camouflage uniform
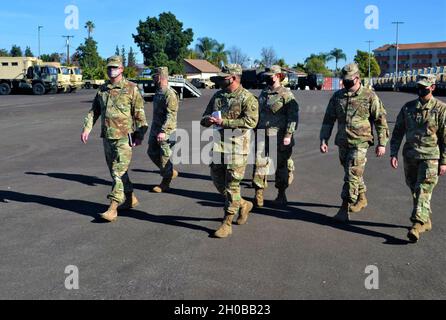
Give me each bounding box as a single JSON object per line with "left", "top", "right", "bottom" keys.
{"left": 320, "top": 63, "right": 389, "bottom": 222}
{"left": 147, "top": 67, "right": 180, "bottom": 193}
{"left": 253, "top": 65, "right": 299, "bottom": 207}
{"left": 81, "top": 56, "right": 148, "bottom": 222}
{"left": 201, "top": 64, "right": 259, "bottom": 238}
{"left": 390, "top": 74, "right": 446, "bottom": 243}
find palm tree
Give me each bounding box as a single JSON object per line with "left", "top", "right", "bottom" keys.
{"left": 195, "top": 37, "right": 217, "bottom": 61}
{"left": 305, "top": 53, "right": 331, "bottom": 64}
{"left": 211, "top": 43, "right": 228, "bottom": 67}
{"left": 276, "top": 58, "right": 288, "bottom": 68}
{"left": 186, "top": 48, "right": 198, "bottom": 59}
{"left": 85, "top": 21, "right": 95, "bottom": 39}
{"left": 329, "top": 48, "right": 347, "bottom": 72}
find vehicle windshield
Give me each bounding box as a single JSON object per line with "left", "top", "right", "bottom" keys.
{"left": 62, "top": 68, "right": 70, "bottom": 75}
{"left": 41, "top": 67, "right": 58, "bottom": 75}
{"left": 73, "top": 68, "right": 82, "bottom": 75}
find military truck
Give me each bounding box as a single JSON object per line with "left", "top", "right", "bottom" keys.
{"left": 191, "top": 78, "right": 215, "bottom": 89}
{"left": 434, "top": 66, "right": 445, "bottom": 94}
{"left": 298, "top": 73, "right": 324, "bottom": 90}
{"left": 44, "top": 62, "right": 71, "bottom": 93}
{"left": 66, "top": 66, "right": 83, "bottom": 92}
{"left": 0, "top": 57, "right": 58, "bottom": 95}
{"left": 395, "top": 71, "right": 407, "bottom": 91}
{"left": 83, "top": 79, "right": 106, "bottom": 89}
{"left": 241, "top": 68, "right": 266, "bottom": 89}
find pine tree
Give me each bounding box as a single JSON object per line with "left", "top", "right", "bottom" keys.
{"left": 128, "top": 47, "right": 137, "bottom": 67}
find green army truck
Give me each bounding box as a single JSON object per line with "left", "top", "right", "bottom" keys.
{"left": 45, "top": 62, "right": 71, "bottom": 93}
{"left": 0, "top": 57, "right": 58, "bottom": 95}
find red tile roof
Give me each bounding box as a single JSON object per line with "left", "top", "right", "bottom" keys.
{"left": 374, "top": 41, "right": 446, "bottom": 52}
{"left": 184, "top": 59, "right": 221, "bottom": 73}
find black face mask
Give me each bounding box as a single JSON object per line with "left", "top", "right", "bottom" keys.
{"left": 219, "top": 79, "right": 232, "bottom": 89}
{"left": 266, "top": 77, "right": 275, "bottom": 87}
{"left": 343, "top": 79, "right": 355, "bottom": 90}
{"left": 418, "top": 87, "right": 431, "bottom": 98}
{"left": 210, "top": 77, "right": 232, "bottom": 89}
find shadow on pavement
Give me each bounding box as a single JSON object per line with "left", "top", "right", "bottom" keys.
{"left": 21, "top": 172, "right": 410, "bottom": 244}
{"left": 0, "top": 190, "right": 216, "bottom": 236}
{"left": 168, "top": 187, "right": 410, "bottom": 245}
{"left": 25, "top": 171, "right": 149, "bottom": 191}
{"left": 252, "top": 206, "right": 410, "bottom": 245}
{"left": 132, "top": 169, "right": 213, "bottom": 182}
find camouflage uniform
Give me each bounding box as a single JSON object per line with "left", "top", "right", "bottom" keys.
{"left": 390, "top": 75, "right": 446, "bottom": 224}
{"left": 83, "top": 73, "right": 148, "bottom": 204}
{"left": 320, "top": 65, "right": 389, "bottom": 204}
{"left": 253, "top": 80, "right": 299, "bottom": 191}
{"left": 148, "top": 67, "right": 179, "bottom": 179}
{"left": 201, "top": 65, "right": 259, "bottom": 217}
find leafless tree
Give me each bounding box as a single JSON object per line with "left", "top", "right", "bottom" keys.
{"left": 260, "top": 47, "right": 277, "bottom": 67}
{"left": 228, "top": 46, "right": 249, "bottom": 68}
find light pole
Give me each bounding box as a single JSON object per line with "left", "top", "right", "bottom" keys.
{"left": 366, "top": 40, "right": 374, "bottom": 86}
{"left": 38, "top": 26, "right": 43, "bottom": 58}
{"left": 392, "top": 21, "right": 404, "bottom": 90}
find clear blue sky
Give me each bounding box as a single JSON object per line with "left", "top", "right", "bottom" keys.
{"left": 1, "top": 0, "right": 445, "bottom": 69}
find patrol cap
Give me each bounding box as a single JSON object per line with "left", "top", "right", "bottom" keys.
{"left": 264, "top": 65, "right": 283, "bottom": 76}
{"left": 417, "top": 74, "right": 436, "bottom": 87}
{"left": 217, "top": 64, "right": 243, "bottom": 77}
{"left": 341, "top": 63, "right": 360, "bottom": 80}
{"left": 106, "top": 55, "right": 123, "bottom": 68}
{"left": 153, "top": 67, "right": 169, "bottom": 78}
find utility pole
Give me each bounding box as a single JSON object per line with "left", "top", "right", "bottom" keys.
{"left": 392, "top": 21, "right": 404, "bottom": 90}
{"left": 62, "top": 35, "right": 74, "bottom": 65}
{"left": 38, "top": 26, "right": 43, "bottom": 58}
{"left": 366, "top": 40, "right": 374, "bottom": 86}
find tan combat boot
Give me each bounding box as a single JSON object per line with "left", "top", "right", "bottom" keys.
{"left": 100, "top": 201, "right": 119, "bottom": 222}
{"left": 236, "top": 199, "right": 254, "bottom": 225}
{"left": 274, "top": 189, "right": 288, "bottom": 206}
{"left": 333, "top": 200, "right": 350, "bottom": 223}
{"left": 408, "top": 218, "right": 432, "bottom": 243}
{"left": 118, "top": 193, "right": 140, "bottom": 210}
{"left": 254, "top": 189, "right": 264, "bottom": 208}
{"left": 172, "top": 169, "right": 179, "bottom": 180}
{"left": 214, "top": 214, "right": 234, "bottom": 238}
{"left": 153, "top": 170, "right": 178, "bottom": 193}
{"left": 153, "top": 177, "right": 172, "bottom": 193}
{"left": 350, "top": 192, "right": 368, "bottom": 213}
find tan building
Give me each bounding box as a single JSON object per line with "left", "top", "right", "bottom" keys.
{"left": 183, "top": 59, "right": 220, "bottom": 80}
{"left": 374, "top": 41, "right": 446, "bottom": 75}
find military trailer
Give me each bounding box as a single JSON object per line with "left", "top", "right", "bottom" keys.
{"left": 0, "top": 57, "right": 58, "bottom": 95}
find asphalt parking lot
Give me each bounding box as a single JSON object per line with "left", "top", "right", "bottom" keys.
{"left": 0, "top": 89, "right": 445, "bottom": 300}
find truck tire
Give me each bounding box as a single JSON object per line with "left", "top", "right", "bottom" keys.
{"left": 0, "top": 83, "right": 11, "bottom": 95}
{"left": 32, "top": 83, "right": 45, "bottom": 95}
{"left": 84, "top": 82, "right": 91, "bottom": 89}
